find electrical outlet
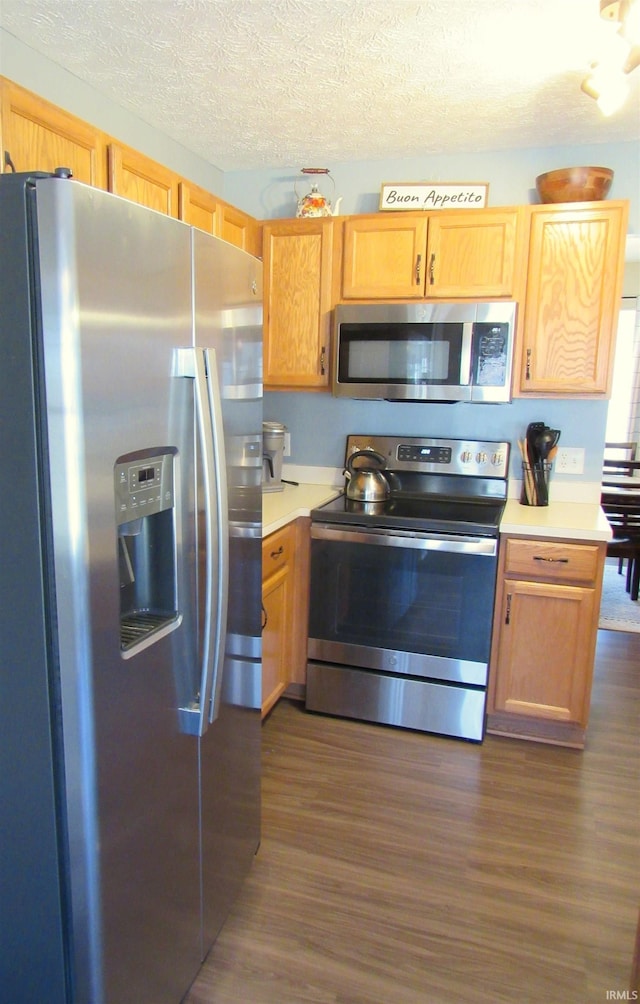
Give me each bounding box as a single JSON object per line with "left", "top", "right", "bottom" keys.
{"left": 283, "top": 431, "right": 291, "bottom": 457}
{"left": 555, "top": 447, "right": 585, "bottom": 474}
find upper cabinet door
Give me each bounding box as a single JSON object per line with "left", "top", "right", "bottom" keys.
{"left": 178, "top": 180, "right": 222, "bottom": 235}
{"left": 219, "top": 202, "right": 261, "bottom": 257}
{"left": 425, "top": 209, "right": 520, "bottom": 298}
{"left": 178, "top": 180, "right": 260, "bottom": 256}
{"left": 341, "top": 215, "right": 429, "bottom": 298}
{"left": 108, "top": 142, "right": 179, "bottom": 217}
{"left": 263, "top": 218, "right": 335, "bottom": 390}
{"left": 519, "top": 202, "right": 628, "bottom": 396}
{"left": 340, "top": 209, "right": 520, "bottom": 300}
{"left": 0, "top": 78, "right": 106, "bottom": 187}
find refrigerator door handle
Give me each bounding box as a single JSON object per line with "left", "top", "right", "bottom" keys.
{"left": 174, "top": 347, "right": 229, "bottom": 735}
{"left": 203, "top": 347, "right": 229, "bottom": 724}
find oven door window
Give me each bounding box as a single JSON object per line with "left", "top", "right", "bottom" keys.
{"left": 309, "top": 535, "right": 497, "bottom": 666}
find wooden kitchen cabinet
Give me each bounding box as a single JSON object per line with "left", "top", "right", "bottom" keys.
{"left": 108, "top": 142, "right": 179, "bottom": 217}
{"left": 517, "top": 201, "right": 628, "bottom": 397}
{"left": 179, "top": 180, "right": 261, "bottom": 254}
{"left": 262, "top": 218, "right": 337, "bottom": 390}
{"left": 0, "top": 79, "right": 262, "bottom": 251}
{"left": 486, "top": 535, "right": 606, "bottom": 747}
{"left": 341, "top": 214, "right": 429, "bottom": 299}
{"left": 261, "top": 518, "right": 312, "bottom": 716}
{"left": 262, "top": 523, "right": 295, "bottom": 717}
{"left": 219, "top": 201, "right": 261, "bottom": 256}
{"left": 0, "top": 77, "right": 106, "bottom": 187}
{"left": 340, "top": 208, "right": 520, "bottom": 300}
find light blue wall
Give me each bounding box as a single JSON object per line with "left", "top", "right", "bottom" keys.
{"left": 225, "top": 144, "right": 640, "bottom": 233}
{"left": 264, "top": 393, "right": 609, "bottom": 483}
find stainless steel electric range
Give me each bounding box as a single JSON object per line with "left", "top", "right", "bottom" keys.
{"left": 305, "top": 434, "right": 510, "bottom": 742}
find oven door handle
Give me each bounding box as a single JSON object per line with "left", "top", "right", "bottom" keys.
{"left": 311, "top": 523, "right": 497, "bottom": 556}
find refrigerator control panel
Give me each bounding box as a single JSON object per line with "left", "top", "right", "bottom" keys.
{"left": 114, "top": 450, "right": 175, "bottom": 526}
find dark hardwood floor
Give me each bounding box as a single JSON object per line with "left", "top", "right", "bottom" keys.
{"left": 185, "top": 629, "right": 640, "bottom": 1004}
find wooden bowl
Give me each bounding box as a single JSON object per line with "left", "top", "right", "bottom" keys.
{"left": 535, "top": 166, "right": 614, "bottom": 203}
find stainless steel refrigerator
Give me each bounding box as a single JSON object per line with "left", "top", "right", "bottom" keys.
{"left": 0, "top": 173, "right": 262, "bottom": 1004}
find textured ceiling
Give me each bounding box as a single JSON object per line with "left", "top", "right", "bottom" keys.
{"left": 0, "top": 0, "right": 638, "bottom": 172}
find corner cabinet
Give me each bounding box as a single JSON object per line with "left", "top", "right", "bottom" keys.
{"left": 486, "top": 536, "right": 606, "bottom": 748}
{"left": 517, "top": 201, "right": 628, "bottom": 396}
{"left": 340, "top": 208, "right": 521, "bottom": 300}
{"left": 262, "top": 218, "right": 337, "bottom": 390}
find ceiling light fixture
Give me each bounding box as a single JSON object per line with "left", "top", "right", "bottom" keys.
{"left": 581, "top": 0, "right": 640, "bottom": 115}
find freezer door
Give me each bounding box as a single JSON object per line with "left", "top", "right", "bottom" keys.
{"left": 192, "top": 229, "right": 262, "bottom": 951}
{"left": 35, "top": 179, "right": 203, "bottom": 1004}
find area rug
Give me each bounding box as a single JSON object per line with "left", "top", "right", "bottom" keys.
{"left": 598, "top": 559, "right": 640, "bottom": 633}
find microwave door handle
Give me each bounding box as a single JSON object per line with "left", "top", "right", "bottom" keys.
{"left": 460, "top": 322, "right": 473, "bottom": 385}
{"left": 203, "top": 348, "right": 228, "bottom": 725}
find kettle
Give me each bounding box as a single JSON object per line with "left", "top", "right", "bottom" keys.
{"left": 344, "top": 450, "right": 390, "bottom": 502}
{"left": 295, "top": 168, "right": 343, "bottom": 218}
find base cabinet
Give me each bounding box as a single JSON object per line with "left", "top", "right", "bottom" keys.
{"left": 487, "top": 536, "right": 605, "bottom": 747}
{"left": 261, "top": 518, "right": 311, "bottom": 717}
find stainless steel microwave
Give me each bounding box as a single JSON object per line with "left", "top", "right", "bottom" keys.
{"left": 333, "top": 301, "right": 517, "bottom": 403}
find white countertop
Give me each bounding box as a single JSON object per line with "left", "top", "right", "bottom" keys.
{"left": 263, "top": 484, "right": 612, "bottom": 543}
{"left": 262, "top": 482, "right": 340, "bottom": 537}
{"left": 499, "top": 499, "right": 612, "bottom": 542}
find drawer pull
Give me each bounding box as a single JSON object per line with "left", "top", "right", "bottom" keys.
{"left": 261, "top": 603, "right": 267, "bottom": 631}
{"left": 533, "top": 556, "right": 569, "bottom": 564}
{"left": 415, "top": 254, "right": 422, "bottom": 285}
{"left": 270, "top": 545, "right": 284, "bottom": 560}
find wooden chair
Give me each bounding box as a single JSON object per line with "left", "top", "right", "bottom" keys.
{"left": 604, "top": 441, "right": 637, "bottom": 460}
{"left": 601, "top": 498, "right": 640, "bottom": 601}
{"left": 603, "top": 442, "right": 638, "bottom": 479}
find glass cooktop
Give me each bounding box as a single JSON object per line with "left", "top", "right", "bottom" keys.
{"left": 311, "top": 492, "right": 506, "bottom": 537}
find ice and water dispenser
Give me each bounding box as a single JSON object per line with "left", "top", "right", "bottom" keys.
{"left": 114, "top": 450, "right": 178, "bottom": 654}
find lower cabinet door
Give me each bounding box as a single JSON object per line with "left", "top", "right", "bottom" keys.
{"left": 261, "top": 564, "right": 290, "bottom": 717}
{"left": 493, "top": 578, "right": 595, "bottom": 725}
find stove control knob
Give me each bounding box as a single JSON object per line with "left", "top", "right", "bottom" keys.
{"left": 476, "top": 451, "right": 488, "bottom": 465}
{"left": 492, "top": 452, "right": 504, "bottom": 467}
{"left": 460, "top": 450, "right": 474, "bottom": 464}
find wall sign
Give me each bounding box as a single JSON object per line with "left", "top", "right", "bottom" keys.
{"left": 379, "top": 182, "right": 489, "bottom": 211}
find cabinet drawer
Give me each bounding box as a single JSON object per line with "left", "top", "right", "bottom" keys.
{"left": 503, "top": 538, "right": 600, "bottom": 585}
{"left": 262, "top": 524, "right": 293, "bottom": 578}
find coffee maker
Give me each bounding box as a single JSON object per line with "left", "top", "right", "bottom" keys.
{"left": 262, "top": 421, "right": 287, "bottom": 492}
